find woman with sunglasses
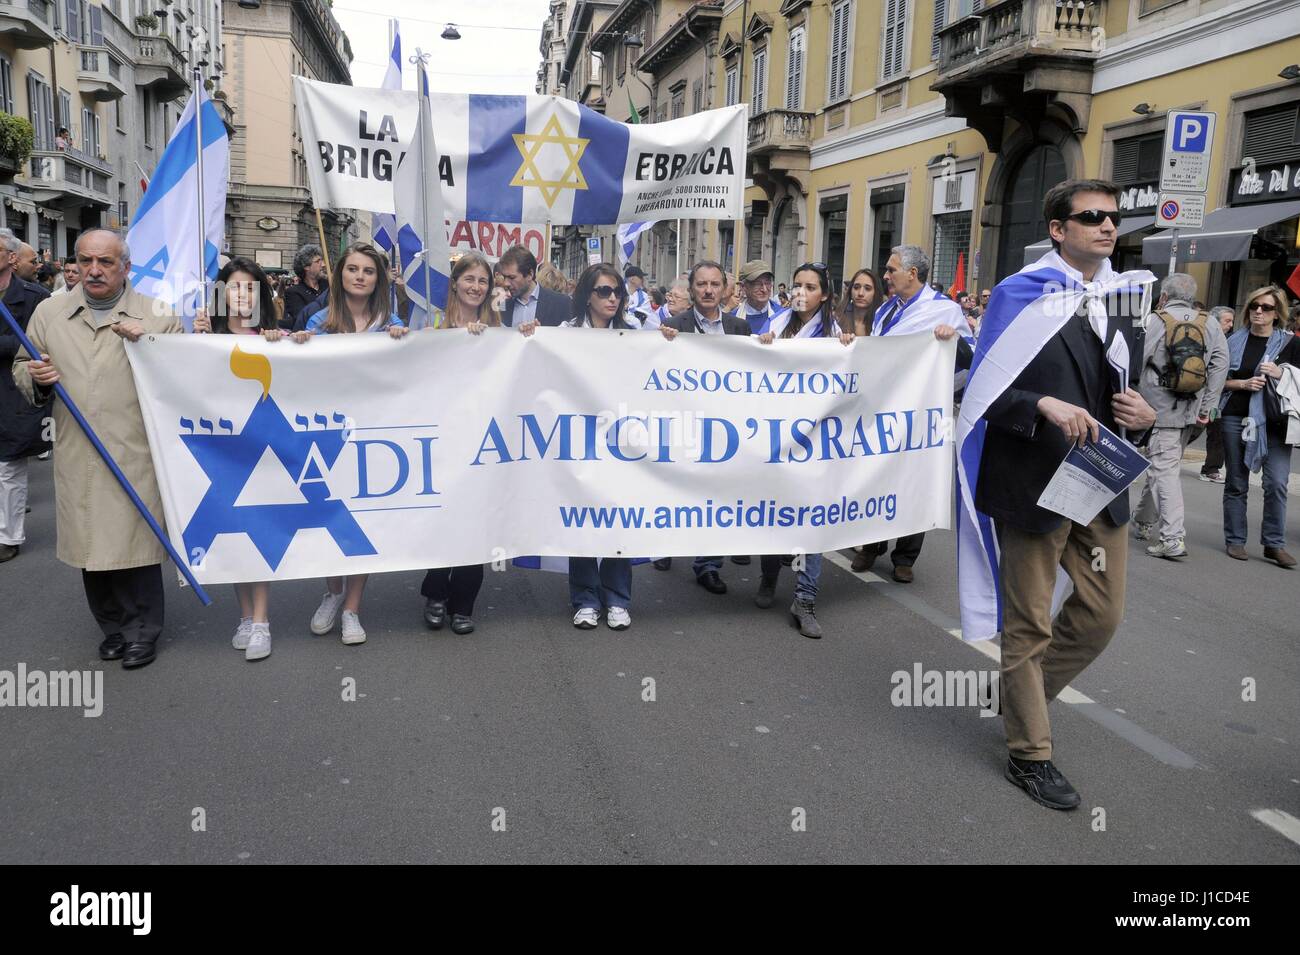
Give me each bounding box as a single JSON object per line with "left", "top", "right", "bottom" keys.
{"left": 754, "top": 263, "right": 854, "bottom": 638}
{"left": 293, "top": 242, "right": 408, "bottom": 646}
{"left": 418, "top": 252, "right": 504, "bottom": 636}
{"left": 192, "top": 257, "right": 285, "bottom": 661}
{"left": 1220, "top": 285, "right": 1300, "bottom": 568}
{"left": 838, "top": 267, "right": 884, "bottom": 338}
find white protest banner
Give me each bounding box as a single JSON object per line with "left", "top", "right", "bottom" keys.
{"left": 292, "top": 77, "right": 747, "bottom": 224}
{"left": 127, "top": 331, "right": 955, "bottom": 585}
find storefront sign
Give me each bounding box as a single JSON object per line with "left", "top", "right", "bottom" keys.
{"left": 1230, "top": 159, "right": 1300, "bottom": 205}
{"left": 1118, "top": 182, "right": 1159, "bottom": 212}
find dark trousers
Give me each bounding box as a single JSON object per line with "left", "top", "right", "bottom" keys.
{"left": 421, "top": 564, "right": 485, "bottom": 616}
{"left": 81, "top": 564, "right": 165, "bottom": 645}
{"left": 865, "top": 532, "right": 925, "bottom": 567}
{"left": 1202, "top": 418, "right": 1225, "bottom": 473}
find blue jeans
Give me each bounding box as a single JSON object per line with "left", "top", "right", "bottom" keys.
{"left": 1222, "top": 415, "right": 1292, "bottom": 548}
{"left": 692, "top": 556, "right": 723, "bottom": 577}
{"left": 568, "top": 557, "right": 632, "bottom": 610}
{"left": 759, "top": 553, "right": 823, "bottom": 603}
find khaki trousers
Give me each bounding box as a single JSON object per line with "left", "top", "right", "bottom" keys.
{"left": 997, "top": 514, "right": 1127, "bottom": 760}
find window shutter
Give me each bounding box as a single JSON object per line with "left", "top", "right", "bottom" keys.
{"left": 752, "top": 49, "right": 767, "bottom": 115}
{"left": 932, "top": 0, "right": 946, "bottom": 61}
{"left": 90, "top": 5, "right": 103, "bottom": 45}
{"left": 1242, "top": 105, "right": 1300, "bottom": 165}
{"left": 787, "top": 29, "right": 803, "bottom": 109}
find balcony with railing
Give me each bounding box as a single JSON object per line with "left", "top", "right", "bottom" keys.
{"left": 135, "top": 32, "right": 189, "bottom": 100}
{"left": 77, "top": 46, "right": 128, "bottom": 101}
{"left": 0, "top": 0, "right": 58, "bottom": 49}
{"left": 748, "top": 110, "right": 814, "bottom": 156}
{"left": 28, "top": 145, "right": 113, "bottom": 206}
{"left": 933, "top": 0, "right": 1106, "bottom": 145}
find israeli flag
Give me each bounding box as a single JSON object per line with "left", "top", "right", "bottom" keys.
{"left": 371, "top": 21, "right": 402, "bottom": 261}
{"left": 616, "top": 221, "right": 652, "bottom": 265}
{"left": 127, "top": 86, "right": 228, "bottom": 328}
{"left": 955, "top": 250, "right": 1153, "bottom": 642}
{"left": 393, "top": 62, "right": 450, "bottom": 328}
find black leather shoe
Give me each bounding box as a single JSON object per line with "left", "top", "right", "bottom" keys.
{"left": 98, "top": 636, "right": 126, "bottom": 661}
{"left": 450, "top": 614, "right": 475, "bottom": 635}
{"left": 892, "top": 564, "right": 914, "bottom": 583}
{"left": 754, "top": 576, "right": 777, "bottom": 609}
{"left": 696, "top": 570, "right": 727, "bottom": 594}
{"left": 1004, "top": 757, "right": 1081, "bottom": 810}
{"left": 121, "top": 642, "right": 157, "bottom": 669}
{"left": 730, "top": 555, "right": 751, "bottom": 565}
{"left": 423, "top": 598, "right": 448, "bottom": 630}
{"left": 653, "top": 558, "right": 672, "bottom": 571}
{"left": 851, "top": 548, "right": 877, "bottom": 573}
{"left": 0, "top": 543, "right": 18, "bottom": 563}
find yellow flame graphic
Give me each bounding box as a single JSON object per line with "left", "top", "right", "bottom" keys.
{"left": 229, "top": 344, "right": 272, "bottom": 400}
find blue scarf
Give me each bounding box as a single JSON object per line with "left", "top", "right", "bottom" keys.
{"left": 1221, "top": 327, "right": 1289, "bottom": 472}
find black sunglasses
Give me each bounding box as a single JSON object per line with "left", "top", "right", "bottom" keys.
{"left": 591, "top": 285, "right": 622, "bottom": 299}
{"left": 795, "top": 262, "right": 829, "bottom": 277}
{"left": 1065, "top": 209, "right": 1122, "bottom": 227}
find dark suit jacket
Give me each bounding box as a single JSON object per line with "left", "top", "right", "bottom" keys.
{"left": 282, "top": 280, "right": 327, "bottom": 330}
{"left": 665, "top": 309, "right": 751, "bottom": 336}
{"left": 976, "top": 305, "right": 1144, "bottom": 534}
{"left": 1, "top": 277, "right": 53, "bottom": 460}
{"left": 502, "top": 286, "right": 569, "bottom": 328}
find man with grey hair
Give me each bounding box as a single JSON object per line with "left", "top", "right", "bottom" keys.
{"left": 12, "top": 228, "right": 182, "bottom": 668}
{"left": 0, "top": 227, "right": 53, "bottom": 562}
{"left": 1134, "top": 272, "right": 1229, "bottom": 558}
{"left": 858, "top": 243, "right": 971, "bottom": 583}
{"left": 283, "top": 242, "right": 329, "bottom": 330}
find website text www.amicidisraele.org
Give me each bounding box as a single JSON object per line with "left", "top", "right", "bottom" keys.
{"left": 557, "top": 492, "right": 897, "bottom": 531}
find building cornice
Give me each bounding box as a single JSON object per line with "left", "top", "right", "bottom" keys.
{"left": 810, "top": 98, "right": 968, "bottom": 171}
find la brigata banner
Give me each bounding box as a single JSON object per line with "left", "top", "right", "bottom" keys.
{"left": 292, "top": 77, "right": 747, "bottom": 225}
{"left": 126, "top": 331, "right": 956, "bottom": 585}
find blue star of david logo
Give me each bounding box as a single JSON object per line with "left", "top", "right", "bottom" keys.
{"left": 130, "top": 247, "right": 170, "bottom": 285}
{"left": 180, "top": 394, "right": 377, "bottom": 571}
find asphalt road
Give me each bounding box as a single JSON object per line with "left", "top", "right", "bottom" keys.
{"left": 1, "top": 457, "right": 1297, "bottom": 864}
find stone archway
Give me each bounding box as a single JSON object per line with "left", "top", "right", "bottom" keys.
{"left": 980, "top": 121, "right": 1085, "bottom": 286}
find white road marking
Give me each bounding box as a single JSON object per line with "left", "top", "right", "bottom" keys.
{"left": 1250, "top": 809, "right": 1300, "bottom": 848}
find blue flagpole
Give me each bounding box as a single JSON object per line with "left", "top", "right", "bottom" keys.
{"left": 0, "top": 300, "right": 212, "bottom": 605}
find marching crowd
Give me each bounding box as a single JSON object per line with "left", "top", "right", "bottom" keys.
{"left": 2, "top": 177, "right": 1298, "bottom": 809}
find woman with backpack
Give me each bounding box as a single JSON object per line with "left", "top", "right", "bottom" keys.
{"left": 1219, "top": 285, "right": 1300, "bottom": 568}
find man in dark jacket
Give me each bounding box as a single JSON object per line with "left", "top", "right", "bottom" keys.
{"left": 659, "top": 260, "right": 751, "bottom": 589}
{"left": 282, "top": 244, "right": 329, "bottom": 330}
{"left": 0, "top": 228, "right": 53, "bottom": 562}
{"left": 498, "top": 245, "right": 570, "bottom": 327}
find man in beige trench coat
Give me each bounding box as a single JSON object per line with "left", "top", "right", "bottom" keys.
{"left": 12, "top": 229, "right": 182, "bottom": 669}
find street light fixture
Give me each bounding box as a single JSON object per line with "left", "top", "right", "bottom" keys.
{"left": 1132, "top": 102, "right": 1154, "bottom": 115}
{"left": 1279, "top": 64, "right": 1300, "bottom": 81}
{"left": 442, "top": 24, "right": 461, "bottom": 40}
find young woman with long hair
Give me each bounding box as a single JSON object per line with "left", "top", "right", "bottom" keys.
{"left": 192, "top": 257, "right": 285, "bottom": 660}
{"left": 838, "top": 267, "right": 883, "bottom": 338}
{"left": 755, "top": 263, "right": 855, "bottom": 638}
{"left": 294, "top": 242, "right": 408, "bottom": 645}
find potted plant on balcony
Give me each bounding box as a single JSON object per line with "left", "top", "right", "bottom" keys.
{"left": 135, "top": 13, "right": 159, "bottom": 31}
{"left": 0, "top": 114, "right": 35, "bottom": 179}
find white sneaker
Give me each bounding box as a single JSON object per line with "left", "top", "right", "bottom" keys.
{"left": 572, "top": 608, "right": 599, "bottom": 629}
{"left": 1133, "top": 522, "right": 1154, "bottom": 542}
{"left": 310, "top": 591, "right": 345, "bottom": 635}
{"left": 245, "top": 622, "right": 271, "bottom": 661}
{"left": 606, "top": 607, "right": 631, "bottom": 630}
{"left": 1147, "top": 538, "right": 1188, "bottom": 560}
{"left": 232, "top": 617, "right": 253, "bottom": 650}
{"left": 340, "top": 610, "right": 367, "bottom": 645}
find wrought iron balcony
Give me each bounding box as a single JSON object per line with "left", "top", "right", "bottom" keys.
{"left": 0, "top": 0, "right": 58, "bottom": 49}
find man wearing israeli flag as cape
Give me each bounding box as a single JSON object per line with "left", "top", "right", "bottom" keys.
{"left": 859, "top": 244, "right": 972, "bottom": 585}
{"left": 956, "top": 179, "right": 1156, "bottom": 811}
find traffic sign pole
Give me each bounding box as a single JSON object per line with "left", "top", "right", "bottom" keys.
{"left": 1168, "top": 228, "right": 1179, "bottom": 277}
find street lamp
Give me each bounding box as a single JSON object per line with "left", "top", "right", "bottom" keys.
{"left": 442, "top": 24, "right": 462, "bottom": 41}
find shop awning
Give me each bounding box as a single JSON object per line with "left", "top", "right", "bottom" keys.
{"left": 1142, "top": 200, "right": 1300, "bottom": 265}
{"left": 2, "top": 194, "right": 37, "bottom": 217}
{"left": 1023, "top": 215, "right": 1155, "bottom": 266}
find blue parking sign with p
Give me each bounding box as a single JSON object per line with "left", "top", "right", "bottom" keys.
{"left": 1172, "top": 113, "right": 1210, "bottom": 153}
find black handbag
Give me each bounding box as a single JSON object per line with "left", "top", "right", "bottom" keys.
{"left": 1262, "top": 375, "right": 1286, "bottom": 425}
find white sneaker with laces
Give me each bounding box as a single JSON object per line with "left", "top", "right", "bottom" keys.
{"left": 310, "top": 591, "right": 345, "bottom": 635}
{"left": 1147, "top": 537, "right": 1187, "bottom": 560}
{"left": 606, "top": 607, "right": 631, "bottom": 630}
{"left": 340, "top": 610, "right": 367, "bottom": 645}
{"left": 572, "top": 608, "right": 599, "bottom": 629}
{"left": 232, "top": 617, "right": 253, "bottom": 650}
{"left": 245, "top": 622, "right": 271, "bottom": 661}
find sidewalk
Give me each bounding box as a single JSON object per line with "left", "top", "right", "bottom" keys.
{"left": 1179, "top": 447, "right": 1300, "bottom": 493}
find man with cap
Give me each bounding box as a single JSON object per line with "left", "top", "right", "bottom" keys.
{"left": 737, "top": 260, "right": 789, "bottom": 335}
{"left": 625, "top": 265, "right": 655, "bottom": 327}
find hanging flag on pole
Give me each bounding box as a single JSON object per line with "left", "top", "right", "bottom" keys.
{"left": 946, "top": 251, "right": 966, "bottom": 301}
{"left": 393, "top": 54, "right": 451, "bottom": 328}
{"left": 127, "top": 85, "right": 228, "bottom": 329}
{"left": 371, "top": 19, "right": 403, "bottom": 262}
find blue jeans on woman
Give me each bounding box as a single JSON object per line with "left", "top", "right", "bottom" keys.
{"left": 759, "top": 552, "right": 823, "bottom": 603}
{"left": 568, "top": 557, "right": 632, "bottom": 611}
{"left": 1222, "top": 415, "right": 1292, "bottom": 548}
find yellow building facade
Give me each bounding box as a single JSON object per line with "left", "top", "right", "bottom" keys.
{"left": 710, "top": 0, "right": 1300, "bottom": 307}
